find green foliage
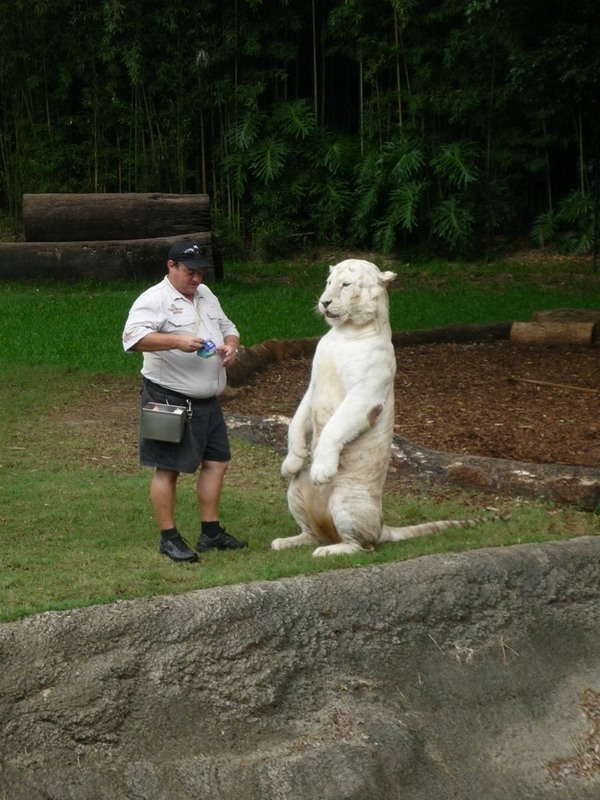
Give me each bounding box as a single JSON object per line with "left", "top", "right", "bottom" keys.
{"left": 531, "top": 209, "right": 556, "bottom": 250}
{"left": 431, "top": 141, "right": 480, "bottom": 189}
{"left": 430, "top": 196, "right": 476, "bottom": 250}
{"left": 222, "top": 99, "right": 359, "bottom": 254}
{"left": 352, "top": 133, "right": 427, "bottom": 251}
{"left": 0, "top": 0, "right": 598, "bottom": 254}
{"left": 531, "top": 190, "right": 595, "bottom": 254}
{"left": 352, "top": 134, "right": 490, "bottom": 253}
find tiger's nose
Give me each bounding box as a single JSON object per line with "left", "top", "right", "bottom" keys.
{"left": 321, "top": 299, "right": 331, "bottom": 308}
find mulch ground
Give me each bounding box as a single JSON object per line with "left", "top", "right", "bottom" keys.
{"left": 220, "top": 341, "right": 600, "bottom": 468}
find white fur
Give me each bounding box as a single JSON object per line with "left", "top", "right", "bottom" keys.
{"left": 272, "top": 258, "right": 506, "bottom": 557}
{"left": 273, "top": 259, "right": 398, "bottom": 555}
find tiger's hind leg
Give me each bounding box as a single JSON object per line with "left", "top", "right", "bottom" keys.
{"left": 312, "top": 486, "right": 382, "bottom": 557}
{"left": 272, "top": 468, "right": 337, "bottom": 551}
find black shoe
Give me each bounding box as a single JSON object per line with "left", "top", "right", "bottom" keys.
{"left": 197, "top": 528, "right": 248, "bottom": 553}
{"left": 159, "top": 532, "right": 199, "bottom": 563}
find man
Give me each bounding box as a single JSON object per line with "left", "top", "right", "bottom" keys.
{"left": 122, "top": 240, "right": 247, "bottom": 562}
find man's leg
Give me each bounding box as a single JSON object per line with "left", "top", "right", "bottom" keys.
{"left": 150, "top": 468, "right": 179, "bottom": 529}
{"left": 195, "top": 459, "right": 229, "bottom": 521}
{"left": 195, "top": 460, "right": 247, "bottom": 551}
{"left": 151, "top": 468, "right": 198, "bottom": 563}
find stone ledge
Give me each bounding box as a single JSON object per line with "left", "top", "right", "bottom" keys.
{"left": 2, "top": 537, "right": 599, "bottom": 799}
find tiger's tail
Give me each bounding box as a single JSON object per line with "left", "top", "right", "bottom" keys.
{"left": 381, "top": 513, "right": 510, "bottom": 543}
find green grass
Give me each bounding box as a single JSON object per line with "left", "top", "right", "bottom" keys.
{"left": 2, "top": 255, "right": 600, "bottom": 372}
{"left": 1, "top": 255, "right": 599, "bottom": 622}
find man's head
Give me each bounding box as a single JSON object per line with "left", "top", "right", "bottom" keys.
{"left": 167, "top": 241, "right": 211, "bottom": 269}
{"left": 167, "top": 241, "right": 211, "bottom": 299}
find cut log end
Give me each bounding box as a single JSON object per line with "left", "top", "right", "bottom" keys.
{"left": 510, "top": 321, "right": 597, "bottom": 347}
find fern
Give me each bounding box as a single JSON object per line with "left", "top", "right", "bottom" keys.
{"left": 220, "top": 151, "right": 248, "bottom": 200}
{"left": 531, "top": 209, "right": 555, "bottom": 248}
{"left": 271, "top": 99, "right": 316, "bottom": 140}
{"left": 431, "top": 141, "right": 480, "bottom": 189}
{"left": 228, "top": 110, "right": 266, "bottom": 151}
{"left": 430, "top": 195, "right": 475, "bottom": 249}
{"left": 382, "top": 136, "right": 425, "bottom": 180}
{"left": 248, "top": 136, "right": 288, "bottom": 184}
{"left": 556, "top": 189, "right": 594, "bottom": 226}
{"left": 531, "top": 190, "right": 594, "bottom": 254}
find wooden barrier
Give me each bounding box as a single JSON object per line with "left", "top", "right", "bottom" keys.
{"left": 0, "top": 232, "right": 215, "bottom": 281}
{"left": 0, "top": 193, "right": 222, "bottom": 281}
{"left": 22, "top": 193, "right": 211, "bottom": 242}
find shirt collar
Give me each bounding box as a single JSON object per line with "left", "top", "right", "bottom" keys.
{"left": 163, "top": 275, "right": 202, "bottom": 303}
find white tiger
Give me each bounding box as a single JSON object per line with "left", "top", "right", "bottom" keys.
{"left": 272, "top": 258, "right": 505, "bottom": 557}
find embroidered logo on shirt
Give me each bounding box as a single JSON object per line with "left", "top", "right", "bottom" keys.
{"left": 168, "top": 304, "right": 184, "bottom": 315}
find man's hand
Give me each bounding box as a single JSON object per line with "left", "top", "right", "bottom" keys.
{"left": 177, "top": 335, "right": 205, "bottom": 353}
{"left": 217, "top": 343, "right": 240, "bottom": 367}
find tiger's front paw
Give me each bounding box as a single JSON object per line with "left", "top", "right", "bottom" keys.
{"left": 281, "top": 453, "right": 305, "bottom": 478}
{"left": 310, "top": 455, "right": 338, "bottom": 485}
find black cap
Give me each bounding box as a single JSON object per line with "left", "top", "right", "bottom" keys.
{"left": 168, "top": 241, "right": 210, "bottom": 269}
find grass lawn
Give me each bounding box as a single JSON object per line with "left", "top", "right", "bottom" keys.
{"left": 1, "top": 253, "right": 599, "bottom": 622}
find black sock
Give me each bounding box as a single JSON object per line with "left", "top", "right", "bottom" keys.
{"left": 202, "top": 521, "right": 220, "bottom": 539}
{"left": 160, "top": 527, "right": 178, "bottom": 539}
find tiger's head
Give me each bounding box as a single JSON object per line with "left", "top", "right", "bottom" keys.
{"left": 318, "top": 259, "right": 397, "bottom": 330}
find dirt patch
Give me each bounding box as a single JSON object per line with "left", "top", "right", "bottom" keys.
{"left": 220, "top": 341, "right": 600, "bottom": 468}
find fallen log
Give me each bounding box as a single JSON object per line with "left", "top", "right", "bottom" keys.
{"left": 392, "top": 321, "right": 512, "bottom": 347}
{"left": 507, "top": 375, "right": 598, "bottom": 394}
{"left": 532, "top": 308, "right": 600, "bottom": 324}
{"left": 510, "top": 321, "right": 597, "bottom": 347}
{"left": 0, "top": 232, "right": 216, "bottom": 282}
{"left": 22, "top": 193, "right": 211, "bottom": 242}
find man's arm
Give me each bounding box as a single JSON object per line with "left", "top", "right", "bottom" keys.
{"left": 129, "top": 332, "right": 204, "bottom": 353}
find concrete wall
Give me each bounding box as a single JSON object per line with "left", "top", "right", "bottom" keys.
{"left": 1, "top": 536, "right": 599, "bottom": 799}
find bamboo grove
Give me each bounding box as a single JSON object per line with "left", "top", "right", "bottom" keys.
{"left": 0, "top": 0, "right": 598, "bottom": 257}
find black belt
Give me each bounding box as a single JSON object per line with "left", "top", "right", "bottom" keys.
{"left": 143, "top": 377, "right": 214, "bottom": 404}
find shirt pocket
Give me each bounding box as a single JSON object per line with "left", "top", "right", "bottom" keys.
{"left": 162, "top": 308, "right": 196, "bottom": 333}
{"left": 203, "top": 311, "right": 224, "bottom": 343}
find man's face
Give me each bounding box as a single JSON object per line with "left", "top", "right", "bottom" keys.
{"left": 167, "top": 261, "right": 204, "bottom": 298}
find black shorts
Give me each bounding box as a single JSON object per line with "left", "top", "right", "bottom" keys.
{"left": 139, "top": 381, "right": 231, "bottom": 473}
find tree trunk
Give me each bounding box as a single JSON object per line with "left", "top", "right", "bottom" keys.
{"left": 0, "top": 233, "right": 217, "bottom": 281}
{"left": 22, "top": 193, "right": 211, "bottom": 242}
{"left": 510, "top": 321, "right": 597, "bottom": 347}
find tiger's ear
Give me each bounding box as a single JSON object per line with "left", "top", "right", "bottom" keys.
{"left": 379, "top": 271, "right": 397, "bottom": 286}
